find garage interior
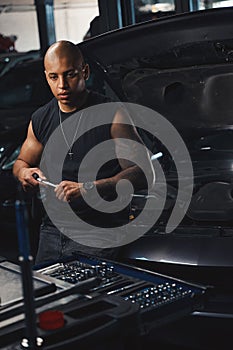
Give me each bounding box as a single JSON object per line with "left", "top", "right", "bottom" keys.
{"left": 1, "top": 1, "right": 233, "bottom": 350}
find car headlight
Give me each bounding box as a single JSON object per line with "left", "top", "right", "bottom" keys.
{"left": 0, "top": 146, "right": 6, "bottom": 159}
{"left": 2, "top": 146, "right": 21, "bottom": 170}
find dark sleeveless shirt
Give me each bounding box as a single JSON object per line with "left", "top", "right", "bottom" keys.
{"left": 31, "top": 91, "right": 130, "bottom": 227}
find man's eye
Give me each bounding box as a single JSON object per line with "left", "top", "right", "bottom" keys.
{"left": 66, "top": 70, "right": 78, "bottom": 79}
{"left": 49, "top": 75, "right": 58, "bottom": 81}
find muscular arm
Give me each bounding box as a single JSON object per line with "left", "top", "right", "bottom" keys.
{"left": 13, "top": 121, "right": 45, "bottom": 191}
{"left": 95, "top": 107, "right": 155, "bottom": 197}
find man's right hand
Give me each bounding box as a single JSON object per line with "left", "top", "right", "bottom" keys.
{"left": 18, "top": 167, "right": 46, "bottom": 191}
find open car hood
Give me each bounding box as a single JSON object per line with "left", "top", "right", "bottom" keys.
{"left": 80, "top": 7, "right": 233, "bottom": 131}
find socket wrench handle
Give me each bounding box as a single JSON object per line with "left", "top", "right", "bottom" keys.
{"left": 32, "top": 173, "right": 57, "bottom": 188}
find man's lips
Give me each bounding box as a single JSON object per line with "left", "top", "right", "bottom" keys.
{"left": 58, "top": 92, "right": 70, "bottom": 99}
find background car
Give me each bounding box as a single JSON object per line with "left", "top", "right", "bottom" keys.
{"left": 0, "top": 56, "right": 53, "bottom": 259}
{"left": 0, "top": 57, "right": 52, "bottom": 213}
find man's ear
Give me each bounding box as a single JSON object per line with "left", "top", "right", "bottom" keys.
{"left": 83, "top": 64, "right": 90, "bottom": 80}
{"left": 44, "top": 70, "right": 48, "bottom": 80}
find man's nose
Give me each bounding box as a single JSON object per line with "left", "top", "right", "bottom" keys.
{"left": 58, "top": 75, "right": 68, "bottom": 88}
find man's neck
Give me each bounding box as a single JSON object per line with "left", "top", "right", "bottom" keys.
{"left": 58, "top": 90, "right": 89, "bottom": 113}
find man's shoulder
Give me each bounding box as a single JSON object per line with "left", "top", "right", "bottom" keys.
{"left": 86, "top": 90, "right": 113, "bottom": 106}
{"left": 32, "top": 98, "right": 56, "bottom": 119}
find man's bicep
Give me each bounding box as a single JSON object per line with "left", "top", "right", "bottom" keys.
{"left": 111, "top": 108, "right": 142, "bottom": 142}
{"left": 111, "top": 109, "right": 152, "bottom": 170}
{"left": 18, "top": 121, "right": 43, "bottom": 166}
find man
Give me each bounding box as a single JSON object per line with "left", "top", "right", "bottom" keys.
{"left": 13, "top": 40, "right": 154, "bottom": 266}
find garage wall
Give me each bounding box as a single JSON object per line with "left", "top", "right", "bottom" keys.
{"left": 0, "top": 0, "right": 99, "bottom": 52}
{"left": 55, "top": 2, "right": 99, "bottom": 44}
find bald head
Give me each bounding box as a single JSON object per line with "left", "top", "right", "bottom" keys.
{"left": 44, "top": 40, "right": 84, "bottom": 70}
{"left": 43, "top": 40, "right": 90, "bottom": 112}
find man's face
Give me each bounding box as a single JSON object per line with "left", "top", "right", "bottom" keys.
{"left": 44, "top": 55, "right": 89, "bottom": 108}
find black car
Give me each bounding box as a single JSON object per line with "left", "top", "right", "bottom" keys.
{"left": 0, "top": 56, "right": 53, "bottom": 217}
{"left": 79, "top": 6, "right": 233, "bottom": 272}
{"left": 0, "top": 56, "right": 53, "bottom": 258}
{"left": 1, "top": 7, "right": 233, "bottom": 349}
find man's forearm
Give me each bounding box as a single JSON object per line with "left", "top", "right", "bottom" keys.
{"left": 95, "top": 165, "right": 154, "bottom": 199}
